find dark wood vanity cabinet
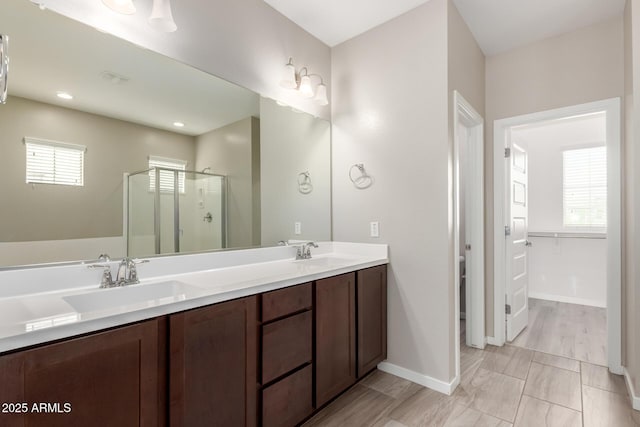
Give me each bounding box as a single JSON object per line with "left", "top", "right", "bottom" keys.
{"left": 0, "top": 264, "right": 387, "bottom": 427}
{"left": 315, "top": 272, "right": 357, "bottom": 407}
{"left": 0, "top": 319, "right": 164, "bottom": 427}
{"left": 357, "top": 265, "right": 388, "bottom": 377}
{"left": 261, "top": 283, "right": 314, "bottom": 427}
{"left": 314, "top": 266, "right": 388, "bottom": 408}
{"left": 169, "top": 295, "right": 258, "bottom": 427}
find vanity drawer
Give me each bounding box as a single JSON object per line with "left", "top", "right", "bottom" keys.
{"left": 262, "top": 364, "right": 313, "bottom": 427}
{"left": 262, "top": 282, "right": 312, "bottom": 322}
{"left": 262, "top": 311, "right": 312, "bottom": 384}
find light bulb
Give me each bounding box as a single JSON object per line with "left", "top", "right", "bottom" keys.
{"left": 279, "top": 60, "right": 297, "bottom": 89}
{"left": 314, "top": 83, "right": 329, "bottom": 106}
{"left": 299, "top": 75, "right": 314, "bottom": 98}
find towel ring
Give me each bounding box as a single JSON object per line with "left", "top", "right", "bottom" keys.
{"left": 298, "top": 171, "right": 313, "bottom": 194}
{"left": 349, "top": 163, "right": 373, "bottom": 189}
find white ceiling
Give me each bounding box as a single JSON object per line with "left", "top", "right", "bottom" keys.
{"left": 453, "top": 0, "right": 626, "bottom": 55}
{"left": 263, "top": 0, "right": 432, "bottom": 47}
{"left": 2, "top": 1, "right": 259, "bottom": 136}
{"left": 264, "top": 0, "right": 625, "bottom": 54}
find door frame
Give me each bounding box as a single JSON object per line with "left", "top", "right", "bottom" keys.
{"left": 492, "top": 98, "right": 622, "bottom": 374}
{"left": 453, "top": 90, "right": 485, "bottom": 385}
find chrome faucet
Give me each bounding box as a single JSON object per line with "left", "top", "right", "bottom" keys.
{"left": 116, "top": 257, "right": 149, "bottom": 286}
{"left": 88, "top": 257, "right": 149, "bottom": 288}
{"left": 296, "top": 242, "right": 318, "bottom": 260}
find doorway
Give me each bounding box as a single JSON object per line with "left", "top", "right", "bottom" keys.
{"left": 492, "top": 98, "right": 622, "bottom": 374}
{"left": 453, "top": 91, "right": 485, "bottom": 387}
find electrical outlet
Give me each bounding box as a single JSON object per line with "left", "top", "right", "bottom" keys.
{"left": 294, "top": 222, "right": 301, "bottom": 235}
{"left": 370, "top": 221, "right": 379, "bottom": 238}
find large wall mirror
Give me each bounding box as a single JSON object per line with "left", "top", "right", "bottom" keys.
{"left": 0, "top": 0, "right": 331, "bottom": 267}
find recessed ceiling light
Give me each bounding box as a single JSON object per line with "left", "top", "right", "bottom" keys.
{"left": 173, "top": 122, "right": 185, "bottom": 128}
{"left": 56, "top": 92, "right": 73, "bottom": 100}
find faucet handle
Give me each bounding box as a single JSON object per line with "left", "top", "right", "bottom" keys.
{"left": 88, "top": 264, "right": 115, "bottom": 288}
{"left": 128, "top": 259, "right": 149, "bottom": 284}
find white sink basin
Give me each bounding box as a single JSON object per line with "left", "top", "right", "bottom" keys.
{"left": 63, "top": 281, "right": 204, "bottom": 313}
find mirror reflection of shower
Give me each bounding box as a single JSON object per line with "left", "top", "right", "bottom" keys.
{"left": 127, "top": 167, "right": 227, "bottom": 258}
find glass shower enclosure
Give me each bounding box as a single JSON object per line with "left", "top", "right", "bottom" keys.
{"left": 127, "top": 167, "right": 227, "bottom": 257}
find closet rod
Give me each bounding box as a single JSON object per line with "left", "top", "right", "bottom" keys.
{"left": 528, "top": 232, "right": 606, "bottom": 240}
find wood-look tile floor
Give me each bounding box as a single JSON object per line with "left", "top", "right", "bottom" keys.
{"left": 510, "top": 298, "right": 607, "bottom": 366}
{"left": 303, "top": 320, "right": 639, "bottom": 427}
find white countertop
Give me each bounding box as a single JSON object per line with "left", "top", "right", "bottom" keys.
{"left": 0, "top": 242, "right": 388, "bottom": 354}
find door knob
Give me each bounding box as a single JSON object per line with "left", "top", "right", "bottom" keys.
{"left": 525, "top": 240, "right": 532, "bottom": 247}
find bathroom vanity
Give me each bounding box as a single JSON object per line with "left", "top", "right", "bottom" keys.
{"left": 0, "top": 243, "right": 387, "bottom": 426}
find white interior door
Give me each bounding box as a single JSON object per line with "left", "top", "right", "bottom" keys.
{"left": 464, "top": 124, "right": 485, "bottom": 349}
{"left": 506, "top": 141, "right": 529, "bottom": 342}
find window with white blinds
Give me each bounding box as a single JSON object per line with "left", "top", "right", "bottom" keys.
{"left": 25, "top": 137, "right": 85, "bottom": 186}
{"left": 563, "top": 146, "right": 607, "bottom": 227}
{"left": 148, "top": 156, "right": 186, "bottom": 194}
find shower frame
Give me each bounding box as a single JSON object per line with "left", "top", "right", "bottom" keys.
{"left": 127, "top": 167, "right": 228, "bottom": 256}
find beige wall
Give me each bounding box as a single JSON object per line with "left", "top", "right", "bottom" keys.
{"left": 484, "top": 18, "right": 625, "bottom": 336}
{"left": 624, "top": 0, "right": 640, "bottom": 399}
{"left": 332, "top": 0, "right": 453, "bottom": 383}
{"left": 448, "top": 2, "right": 486, "bottom": 117}
{"left": 195, "top": 117, "right": 260, "bottom": 248}
{"left": 260, "top": 98, "right": 331, "bottom": 246}
{"left": 447, "top": 0, "right": 486, "bottom": 376}
{"left": 0, "top": 96, "right": 195, "bottom": 242}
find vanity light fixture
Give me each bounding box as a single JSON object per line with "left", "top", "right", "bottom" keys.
{"left": 102, "top": 0, "right": 136, "bottom": 15}
{"left": 298, "top": 74, "right": 313, "bottom": 98}
{"left": 314, "top": 82, "right": 329, "bottom": 106}
{"left": 173, "top": 121, "right": 185, "bottom": 128}
{"left": 279, "top": 57, "right": 329, "bottom": 106}
{"left": 279, "top": 58, "right": 297, "bottom": 89}
{"left": 148, "top": 0, "right": 177, "bottom": 33}
{"left": 56, "top": 91, "right": 73, "bottom": 100}
{"left": 100, "top": 0, "right": 177, "bottom": 32}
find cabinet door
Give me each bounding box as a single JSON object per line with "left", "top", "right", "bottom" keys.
{"left": 315, "top": 273, "right": 356, "bottom": 407}
{"left": 357, "top": 265, "right": 387, "bottom": 376}
{"left": 0, "top": 319, "right": 164, "bottom": 427}
{"left": 169, "top": 296, "right": 258, "bottom": 427}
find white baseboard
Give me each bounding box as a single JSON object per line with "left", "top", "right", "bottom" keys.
{"left": 624, "top": 368, "right": 640, "bottom": 411}
{"left": 529, "top": 292, "right": 606, "bottom": 308}
{"left": 377, "top": 361, "right": 457, "bottom": 395}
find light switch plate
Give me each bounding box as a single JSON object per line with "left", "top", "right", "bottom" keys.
{"left": 370, "top": 221, "right": 379, "bottom": 238}
{"left": 294, "top": 222, "right": 301, "bottom": 235}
